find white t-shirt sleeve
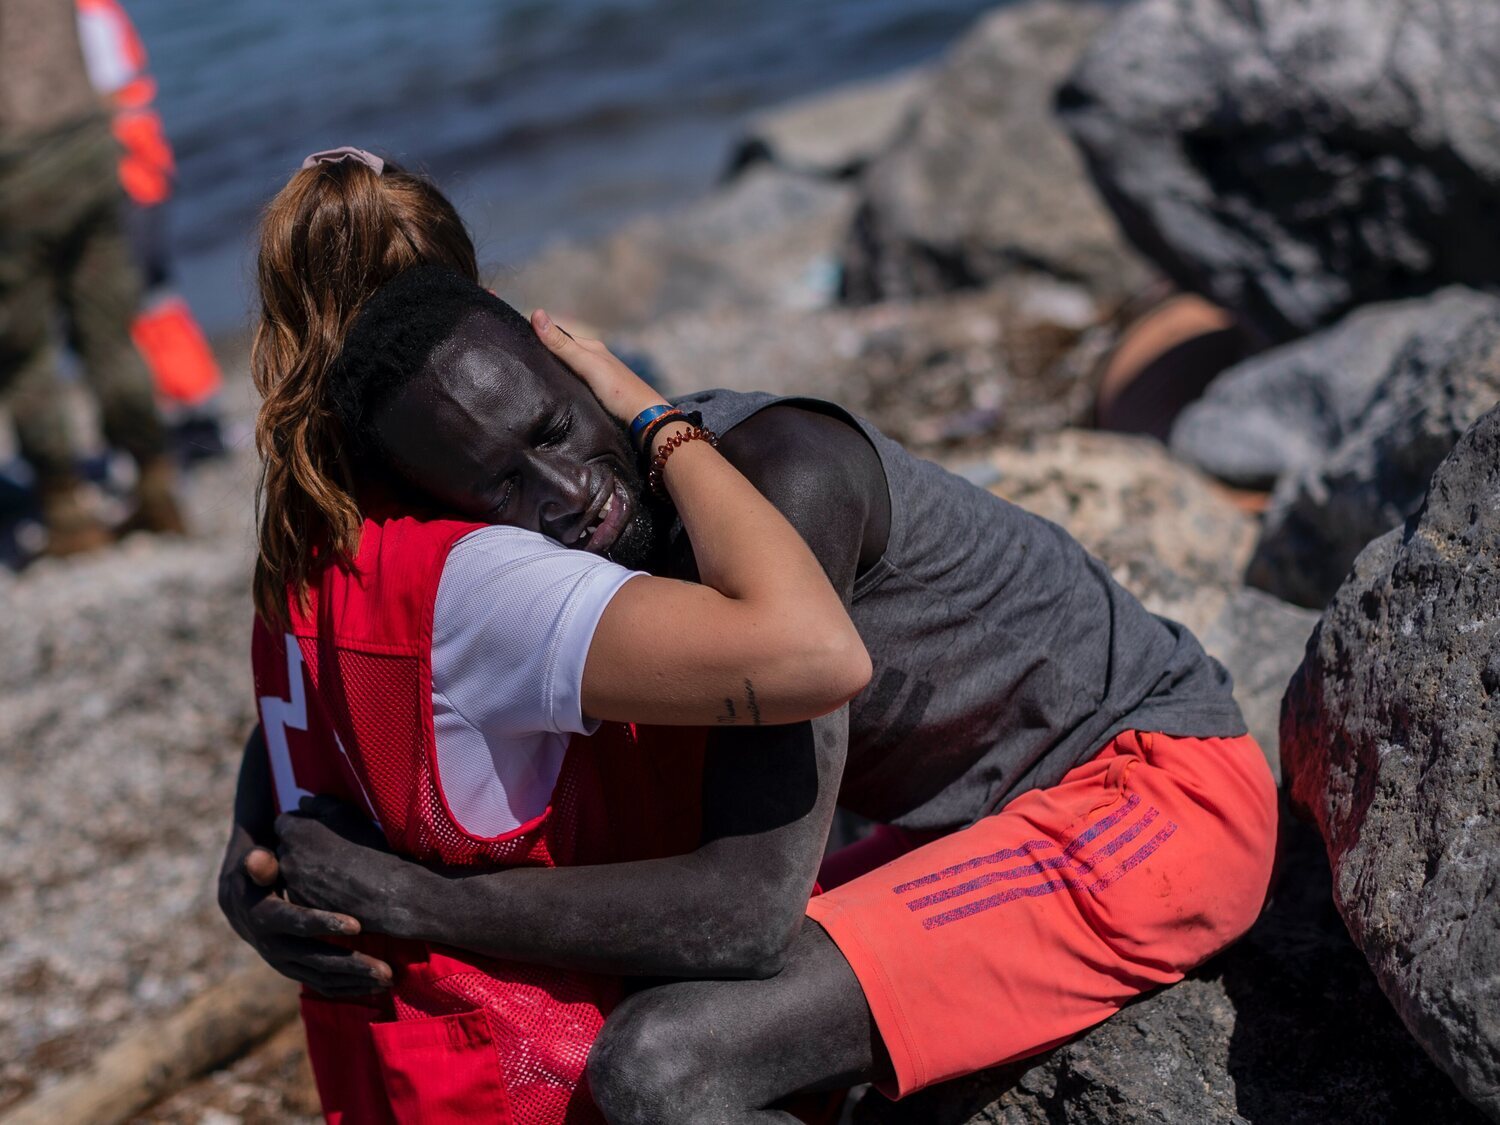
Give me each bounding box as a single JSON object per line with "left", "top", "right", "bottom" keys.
{"left": 432, "top": 525, "right": 642, "bottom": 738}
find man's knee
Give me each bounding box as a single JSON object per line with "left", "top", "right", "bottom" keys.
{"left": 589, "top": 993, "right": 726, "bottom": 1125}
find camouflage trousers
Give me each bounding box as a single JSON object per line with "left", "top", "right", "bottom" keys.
{"left": 0, "top": 114, "right": 165, "bottom": 481}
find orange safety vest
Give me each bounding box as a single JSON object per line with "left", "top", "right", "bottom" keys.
{"left": 76, "top": 0, "right": 174, "bottom": 206}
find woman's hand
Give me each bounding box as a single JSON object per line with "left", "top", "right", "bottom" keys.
{"left": 531, "top": 309, "right": 665, "bottom": 426}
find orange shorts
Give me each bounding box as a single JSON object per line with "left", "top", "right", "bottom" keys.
{"left": 807, "top": 729, "right": 1278, "bottom": 1098}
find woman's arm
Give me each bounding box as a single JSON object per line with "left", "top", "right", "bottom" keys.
{"left": 532, "top": 312, "right": 871, "bottom": 727}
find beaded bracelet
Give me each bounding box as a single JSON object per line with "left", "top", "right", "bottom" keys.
{"left": 646, "top": 427, "right": 718, "bottom": 498}
{"left": 637, "top": 408, "right": 690, "bottom": 455}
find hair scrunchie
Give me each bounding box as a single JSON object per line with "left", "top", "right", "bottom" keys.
{"left": 300, "top": 146, "right": 385, "bottom": 175}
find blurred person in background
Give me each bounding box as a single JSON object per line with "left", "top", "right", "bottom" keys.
{"left": 0, "top": 0, "right": 185, "bottom": 556}
{"left": 76, "top": 0, "right": 227, "bottom": 458}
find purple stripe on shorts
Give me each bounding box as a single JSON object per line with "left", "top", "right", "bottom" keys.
{"left": 891, "top": 840, "right": 1054, "bottom": 894}
{"left": 1059, "top": 793, "right": 1143, "bottom": 858}
{"left": 891, "top": 794, "right": 1145, "bottom": 896}
{"left": 902, "top": 807, "right": 1161, "bottom": 911}
{"left": 1090, "top": 806, "right": 1160, "bottom": 861}
{"left": 919, "top": 818, "right": 1180, "bottom": 930}
{"left": 902, "top": 854, "right": 1083, "bottom": 911}
{"left": 920, "top": 876, "right": 1075, "bottom": 927}
{"left": 1112, "top": 821, "right": 1177, "bottom": 878}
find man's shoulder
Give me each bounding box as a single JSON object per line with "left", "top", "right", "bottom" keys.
{"left": 715, "top": 403, "right": 878, "bottom": 494}
{"left": 711, "top": 402, "right": 891, "bottom": 577}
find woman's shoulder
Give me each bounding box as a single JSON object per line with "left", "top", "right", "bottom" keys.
{"left": 445, "top": 523, "right": 630, "bottom": 577}
{"left": 436, "top": 524, "right": 640, "bottom": 647}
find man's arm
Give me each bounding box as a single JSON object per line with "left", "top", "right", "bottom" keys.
{"left": 276, "top": 405, "right": 889, "bottom": 979}
{"left": 288, "top": 711, "right": 846, "bottom": 978}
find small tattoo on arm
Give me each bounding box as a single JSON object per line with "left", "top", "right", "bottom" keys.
{"left": 715, "top": 697, "right": 738, "bottom": 725}
{"left": 743, "top": 679, "right": 763, "bottom": 726}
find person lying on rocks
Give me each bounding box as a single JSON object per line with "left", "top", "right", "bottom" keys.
{"left": 220, "top": 156, "right": 1279, "bottom": 1124}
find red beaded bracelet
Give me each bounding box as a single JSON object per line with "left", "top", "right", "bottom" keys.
{"left": 646, "top": 426, "right": 718, "bottom": 497}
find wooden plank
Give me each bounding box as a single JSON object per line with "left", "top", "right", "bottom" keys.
{"left": 1, "top": 963, "right": 299, "bottom": 1125}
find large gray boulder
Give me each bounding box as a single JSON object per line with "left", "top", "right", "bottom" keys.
{"left": 1247, "top": 303, "right": 1500, "bottom": 607}
{"left": 841, "top": 1, "right": 1149, "bottom": 305}
{"left": 1281, "top": 404, "right": 1500, "bottom": 1119}
{"left": 1170, "top": 288, "right": 1500, "bottom": 490}
{"left": 1060, "top": 0, "right": 1500, "bottom": 344}
{"left": 854, "top": 822, "right": 1487, "bottom": 1125}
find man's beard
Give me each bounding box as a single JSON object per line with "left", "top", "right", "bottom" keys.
{"left": 600, "top": 417, "right": 667, "bottom": 571}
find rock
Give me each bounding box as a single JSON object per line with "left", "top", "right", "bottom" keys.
{"left": 1247, "top": 303, "right": 1500, "bottom": 608}
{"left": 1281, "top": 405, "right": 1500, "bottom": 1119}
{"left": 1170, "top": 288, "right": 1500, "bottom": 490}
{"left": 841, "top": 1, "right": 1150, "bottom": 305}
{"left": 1059, "top": 0, "right": 1500, "bottom": 345}
{"left": 980, "top": 430, "right": 1255, "bottom": 614}
{"left": 724, "top": 70, "right": 928, "bottom": 181}
{"left": 1197, "top": 590, "right": 1318, "bottom": 786}
{"left": 506, "top": 165, "right": 856, "bottom": 333}
{"left": 976, "top": 432, "right": 1313, "bottom": 780}
{"left": 853, "top": 821, "right": 1487, "bottom": 1125}
{"left": 618, "top": 279, "right": 1111, "bottom": 454}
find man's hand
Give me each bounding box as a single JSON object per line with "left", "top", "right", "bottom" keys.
{"left": 275, "top": 797, "right": 430, "bottom": 943}
{"left": 217, "top": 821, "right": 392, "bottom": 997}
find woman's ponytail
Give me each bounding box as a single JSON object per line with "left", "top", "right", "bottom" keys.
{"left": 251, "top": 157, "right": 477, "bottom": 627}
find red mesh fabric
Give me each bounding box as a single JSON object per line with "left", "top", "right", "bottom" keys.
{"left": 318, "top": 646, "right": 607, "bottom": 1124}
{"left": 319, "top": 643, "right": 427, "bottom": 852}
{"left": 393, "top": 966, "right": 614, "bottom": 1125}
{"left": 322, "top": 642, "right": 573, "bottom": 870}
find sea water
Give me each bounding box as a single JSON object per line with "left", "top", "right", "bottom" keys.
{"left": 129, "top": 0, "right": 1009, "bottom": 333}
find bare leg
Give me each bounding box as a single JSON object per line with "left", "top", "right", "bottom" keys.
{"left": 588, "top": 921, "right": 887, "bottom": 1125}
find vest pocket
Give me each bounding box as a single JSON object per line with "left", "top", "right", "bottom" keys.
{"left": 370, "top": 1007, "right": 514, "bottom": 1124}
{"left": 299, "top": 993, "right": 398, "bottom": 1125}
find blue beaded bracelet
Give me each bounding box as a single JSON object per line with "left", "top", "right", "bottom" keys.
{"left": 629, "top": 404, "right": 681, "bottom": 448}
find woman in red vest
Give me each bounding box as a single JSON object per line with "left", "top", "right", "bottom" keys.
{"left": 242, "top": 150, "right": 869, "bottom": 1124}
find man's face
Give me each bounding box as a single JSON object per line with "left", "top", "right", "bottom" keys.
{"left": 371, "top": 310, "right": 658, "bottom": 567}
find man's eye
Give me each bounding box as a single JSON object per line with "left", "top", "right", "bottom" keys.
{"left": 540, "top": 411, "right": 573, "bottom": 447}
{"left": 494, "top": 477, "right": 516, "bottom": 514}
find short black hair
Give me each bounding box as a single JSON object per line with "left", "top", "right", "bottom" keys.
{"left": 329, "top": 263, "right": 536, "bottom": 450}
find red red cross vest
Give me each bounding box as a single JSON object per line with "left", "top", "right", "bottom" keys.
{"left": 250, "top": 511, "right": 703, "bottom": 1125}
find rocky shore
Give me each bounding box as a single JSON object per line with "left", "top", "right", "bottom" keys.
{"left": 3, "top": 1, "right": 1497, "bottom": 1120}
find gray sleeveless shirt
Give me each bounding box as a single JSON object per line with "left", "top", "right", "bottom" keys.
{"left": 677, "top": 389, "right": 1247, "bottom": 831}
